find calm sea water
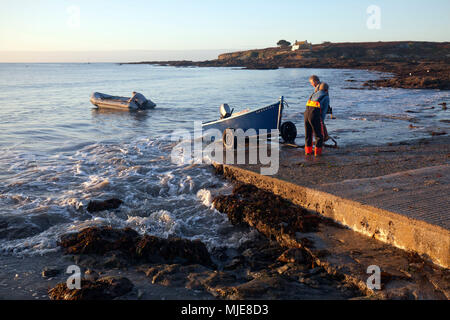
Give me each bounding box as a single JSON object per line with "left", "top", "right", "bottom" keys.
{"left": 0, "top": 63, "right": 448, "bottom": 255}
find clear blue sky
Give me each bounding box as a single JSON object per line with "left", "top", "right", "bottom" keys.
{"left": 0, "top": 0, "right": 449, "bottom": 61}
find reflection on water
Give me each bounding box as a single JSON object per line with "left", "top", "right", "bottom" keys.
{"left": 91, "top": 107, "right": 151, "bottom": 122}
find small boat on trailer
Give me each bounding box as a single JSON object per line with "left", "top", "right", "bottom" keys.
{"left": 90, "top": 92, "right": 156, "bottom": 110}
{"left": 202, "top": 96, "right": 298, "bottom": 149}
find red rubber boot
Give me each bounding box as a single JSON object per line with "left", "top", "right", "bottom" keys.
{"left": 314, "top": 147, "right": 322, "bottom": 156}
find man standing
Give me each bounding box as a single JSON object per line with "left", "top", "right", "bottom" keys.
{"left": 304, "top": 80, "right": 329, "bottom": 157}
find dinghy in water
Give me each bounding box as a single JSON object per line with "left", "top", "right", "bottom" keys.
{"left": 90, "top": 92, "right": 156, "bottom": 110}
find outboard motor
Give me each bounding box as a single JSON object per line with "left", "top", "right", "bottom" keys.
{"left": 220, "top": 104, "right": 233, "bottom": 119}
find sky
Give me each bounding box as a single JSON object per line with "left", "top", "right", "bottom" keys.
{"left": 0, "top": 0, "right": 449, "bottom": 62}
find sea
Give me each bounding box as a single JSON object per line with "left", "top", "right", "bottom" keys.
{"left": 0, "top": 63, "right": 448, "bottom": 256}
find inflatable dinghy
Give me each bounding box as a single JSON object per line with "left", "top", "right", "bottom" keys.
{"left": 90, "top": 92, "right": 156, "bottom": 110}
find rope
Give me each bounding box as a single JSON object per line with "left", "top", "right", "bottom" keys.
{"left": 283, "top": 100, "right": 291, "bottom": 108}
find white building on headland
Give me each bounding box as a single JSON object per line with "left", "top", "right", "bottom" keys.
{"left": 292, "top": 40, "right": 312, "bottom": 51}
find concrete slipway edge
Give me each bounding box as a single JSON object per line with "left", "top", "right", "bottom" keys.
{"left": 214, "top": 163, "right": 450, "bottom": 269}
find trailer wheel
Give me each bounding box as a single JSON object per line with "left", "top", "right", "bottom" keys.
{"left": 223, "top": 128, "right": 236, "bottom": 150}
{"left": 280, "top": 121, "right": 297, "bottom": 143}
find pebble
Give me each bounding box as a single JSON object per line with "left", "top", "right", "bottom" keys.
{"left": 276, "top": 264, "right": 291, "bottom": 274}
{"left": 42, "top": 267, "right": 61, "bottom": 279}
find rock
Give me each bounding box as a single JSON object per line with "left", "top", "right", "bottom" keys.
{"left": 59, "top": 227, "right": 140, "bottom": 256}
{"left": 72, "top": 254, "right": 99, "bottom": 268}
{"left": 41, "top": 267, "right": 62, "bottom": 278}
{"left": 102, "top": 252, "right": 131, "bottom": 269}
{"left": 246, "top": 245, "right": 286, "bottom": 271}
{"left": 277, "top": 248, "right": 309, "bottom": 264}
{"left": 84, "top": 269, "right": 99, "bottom": 282}
{"left": 48, "top": 276, "right": 133, "bottom": 300}
{"left": 58, "top": 227, "right": 214, "bottom": 267}
{"left": 86, "top": 198, "right": 123, "bottom": 213}
{"left": 144, "top": 264, "right": 240, "bottom": 296}
{"left": 212, "top": 183, "right": 323, "bottom": 247}
{"left": 136, "top": 235, "right": 214, "bottom": 267}
{"left": 224, "top": 256, "right": 246, "bottom": 270}
{"left": 210, "top": 247, "right": 230, "bottom": 262}
{"left": 145, "top": 264, "right": 210, "bottom": 287}
{"left": 276, "top": 264, "right": 291, "bottom": 275}
{"left": 308, "top": 267, "right": 322, "bottom": 275}
{"left": 222, "top": 275, "right": 290, "bottom": 299}
{"left": 200, "top": 272, "right": 240, "bottom": 294}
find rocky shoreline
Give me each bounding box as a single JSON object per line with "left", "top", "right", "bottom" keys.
{"left": 2, "top": 166, "right": 448, "bottom": 299}
{"left": 44, "top": 222, "right": 362, "bottom": 300}
{"left": 125, "top": 41, "right": 450, "bottom": 90}
{"left": 2, "top": 136, "right": 449, "bottom": 300}
{"left": 4, "top": 186, "right": 363, "bottom": 300}
{"left": 40, "top": 174, "right": 448, "bottom": 300}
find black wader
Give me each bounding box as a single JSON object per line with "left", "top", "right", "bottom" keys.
{"left": 304, "top": 107, "right": 324, "bottom": 148}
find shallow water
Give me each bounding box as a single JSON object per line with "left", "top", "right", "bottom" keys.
{"left": 0, "top": 63, "right": 448, "bottom": 255}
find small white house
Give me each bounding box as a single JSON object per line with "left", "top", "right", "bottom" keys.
{"left": 292, "top": 40, "right": 312, "bottom": 51}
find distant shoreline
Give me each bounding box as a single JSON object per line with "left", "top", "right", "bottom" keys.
{"left": 125, "top": 41, "right": 450, "bottom": 90}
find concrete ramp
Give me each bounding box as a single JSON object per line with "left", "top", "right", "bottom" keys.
{"left": 319, "top": 165, "right": 449, "bottom": 230}
{"left": 216, "top": 163, "right": 450, "bottom": 268}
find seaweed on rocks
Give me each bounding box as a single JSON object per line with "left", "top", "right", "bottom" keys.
{"left": 53, "top": 194, "right": 364, "bottom": 299}
{"left": 212, "top": 183, "right": 323, "bottom": 242}
{"left": 58, "top": 226, "right": 214, "bottom": 267}
{"left": 135, "top": 235, "right": 214, "bottom": 267}
{"left": 48, "top": 276, "right": 133, "bottom": 300}
{"left": 59, "top": 227, "right": 140, "bottom": 256}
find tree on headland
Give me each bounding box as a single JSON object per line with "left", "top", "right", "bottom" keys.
{"left": 277, "top": 40, "right": 291, "bottom": 48}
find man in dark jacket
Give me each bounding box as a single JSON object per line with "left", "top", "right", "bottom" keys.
{"left": 304, "top": 83, "right": 329, "bottom": 156}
